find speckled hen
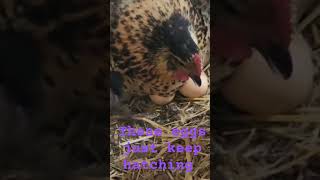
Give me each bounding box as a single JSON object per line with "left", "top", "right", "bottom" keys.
{"left": 110, "top": 0, "right": 209, "bottom": 98}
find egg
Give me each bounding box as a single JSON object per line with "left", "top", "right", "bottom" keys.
{"left": 179, "top": 72, "right": 209, "bottom": 98}
{"left": 221, "top": 33, "right": 314, "bottom": 115}
{"left": 149, "top": 94, "right": 175, "bottom": 105}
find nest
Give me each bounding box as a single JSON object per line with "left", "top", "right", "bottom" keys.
{"left": 110, "top": 65, "right": 210, "bottom": 180}
{"left": 214, "top": 2, "right": 320, "bottom": 180}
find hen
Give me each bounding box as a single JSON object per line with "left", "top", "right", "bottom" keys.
{"left": 110, "top": 0, "right": 209, "bottom": 99}
{"left": 213, "top": 0, "right": 293, "bottom": 80}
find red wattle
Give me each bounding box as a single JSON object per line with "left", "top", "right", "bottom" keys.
{"left": 174, "top": 70, "right": 189, "bottom": 81}
{"left": 193, "top": 53, "right": 202, "bottom": 76}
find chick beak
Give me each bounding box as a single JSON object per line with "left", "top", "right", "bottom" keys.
{"left": 256, "top": 44, "right": 293, "bottom": 79}
{"left": 187, "top": 53, "right": 202, "bottom": 86}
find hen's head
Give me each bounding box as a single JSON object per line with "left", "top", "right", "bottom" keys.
{"left": 214, "top": 0, "right": 293, "bottom": 79}
{"left": 150, "top": 13, "right": 202, "bottom": 86}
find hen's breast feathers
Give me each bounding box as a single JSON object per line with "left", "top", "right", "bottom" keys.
{"left": 111, "top": 0, "right": 209, "bottom": 96}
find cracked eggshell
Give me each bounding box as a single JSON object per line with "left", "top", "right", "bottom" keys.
{"left": 221, "top": 33, "right": 314, "bottom": 115}
{"left": 179, "top": 72, "right": 209, "bottom": 98}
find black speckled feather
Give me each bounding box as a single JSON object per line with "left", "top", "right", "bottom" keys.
{"left": 110, "top": 0, "right": 209, "bottom": 97}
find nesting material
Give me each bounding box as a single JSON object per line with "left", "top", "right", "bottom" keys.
{"left": 111, "top": 67, "right": 210, "bottom": 180}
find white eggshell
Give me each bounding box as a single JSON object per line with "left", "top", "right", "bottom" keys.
{"left": 221, "top": 33, "right": 314, "bottom": 115}
{"left": 149, "top": 94, "right": 175, "bottom": 105}
{"left": 179, "top": 72, "right": 209, "bottom": 98}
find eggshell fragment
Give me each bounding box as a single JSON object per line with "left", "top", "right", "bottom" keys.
{"left": 179, "top": 72, "right": 209, "bottom": 98}
{"left": 149, "top": 94, "right": 175, "bottom": 105}
{"left": 221, "top": 33, "right": 314, "bottom": 115}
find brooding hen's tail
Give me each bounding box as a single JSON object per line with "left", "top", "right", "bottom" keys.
{"left": 110, "top": 71, "right": 132, "bottom": 116}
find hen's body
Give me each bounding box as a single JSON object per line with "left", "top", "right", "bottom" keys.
{"left": 111, "top": 0, "right": 209, "bottom": 97}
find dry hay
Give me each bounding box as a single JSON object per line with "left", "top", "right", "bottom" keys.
{"left": 214, "top": 2, "right": 320, "bottom": 180}
{"left": 110, "top": 64, "right": 210, "bottom": 180}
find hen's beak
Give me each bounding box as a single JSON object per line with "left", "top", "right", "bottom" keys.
{"left": 256, "top": 44, "right": 293, "bottom": 79}
{"left": 190, "top": 74, "right": 202, "bottom": 86}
